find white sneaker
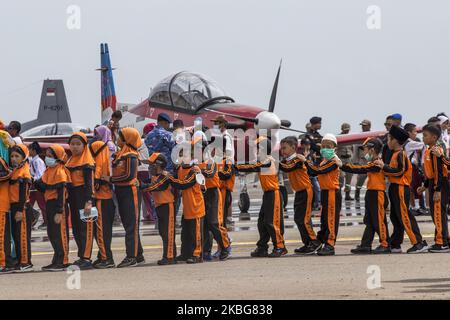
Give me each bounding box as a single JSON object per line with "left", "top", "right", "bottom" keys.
{"left": 391, "top": 247, "right": 402, "bottom": 254}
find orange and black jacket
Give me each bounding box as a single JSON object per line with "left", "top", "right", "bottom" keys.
{"left": 199, "top": 160, "right": 220, "bottom": 189}
{"left": 111, "top": 153, "right": 138, "bottom": 186}
{"left": 280, "top": 156, "right": 311, "bottom": 192}
{"left": 305, "top": 159, "right": 340, "bottom": 190}
{"left": 140, "top": 174, "right": 174, "bottom": 207}
{"left": 169, "top": 165, "right": 205, "bottom": 219}
{"left": 9, "top": 144, "right": 32, "bottom": 212}
{"left": 65, "top": 132, "right": 95, "bottom": 203}
{"left": 90, "top": 141, "right": 113, "bottom": 200}
{"left": 0, "top": 158, "right": 12, "bottom": 212}
{"left": 436, "top": 152, "right": 450, "bottom": 171}
{"left": 111, "top": 127, "right": 142, "bottom": 187}
{"left": 423, "top": 147, "right": 447, "bottom": 192}
{"left": 382, "top": 150, "right": 411, "bottom": 186}
{"left": 35, "top": 145, "right": 72, "bottom": 214}
{"left": 9, "top": 163, "right": 32, "bottom": 212}
{"left": 342, "top": 162, "right": 386, "bottom": 191}
{"left": 218, "top": 160, "right": 235, "bottom": 191}
{"left": 235, "top": 159, "right": 279, "bottom": 192}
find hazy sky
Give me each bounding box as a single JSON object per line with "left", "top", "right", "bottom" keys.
{"left": 1, "top": 0, "right": 450, "bottom": 134}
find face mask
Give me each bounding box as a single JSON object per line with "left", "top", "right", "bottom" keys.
{"left": 320, "top": 148, "right": 335, "bottom": 160}
{"left": 45, "top": 157, "right": 57, "bottom": 167}
{"left": 364, "top": 154, "right": 373, "bottom": 161}
{"left": 286, "top": 153, "right": 297, "bottom": 161}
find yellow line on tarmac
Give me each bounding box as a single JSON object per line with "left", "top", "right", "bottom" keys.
{"left": 31, "top": 234, "right": 437, "bottom": 257}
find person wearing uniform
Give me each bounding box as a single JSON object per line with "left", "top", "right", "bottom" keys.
{"left": 103, "top": 128, "right": 145, "bottom": 268}
{"left": 140, "top": 153, "right": 177, "bottom": 265}
{"left": 145, "top": 113, "right": 176, "bottom": 174}
{"left": 9, "top": 144, "right": 33, "bottom": 272}
{"left": 199, "top": 157, "right": 231, "bottom": 261}
{"left": 218, "top": 159, "right": 235, "bottom": 228}
{"left": 89, "top": 141, "right": 116, "bottom": 269}
{"left": 341, "top": 138, "right": 391, "bottom": 254}
{"left": 337, "top": 123, "right": 354, "bottom": 200}
{"left": 279, "top": 136, "right": 321, "bottom": 254}
{"left": 169, "top": 142, "right": 205, "bottom": 264}
{"left": 236, "top": 136, "right": 287, "bottom": 258}
{"left": 66, "top": 132, "right": 96, "bottom": 270}
{"left": 0, "top": 140, "right": 12, "bottom": 274}
{"left": 418, "top": 125, "right": 450, "bottom": 252}
{"left": 374, "top": 125, "right": 428, "bottom": 254}
{"left": 211, "top": 115, "right": 235, "bottom": 227}
{"left": 304, "top": 133, "right": 342, "bottom": 256}
{"left": 35, "top": 145, "right": 71, "bottom": 272}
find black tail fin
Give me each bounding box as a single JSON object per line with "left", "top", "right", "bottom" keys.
{"left": 21, "top": 79, "right": 71, "bottom": 132}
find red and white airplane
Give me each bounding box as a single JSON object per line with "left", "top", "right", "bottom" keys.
{"left": 100, "top": 43, "right": 386, "bottom": 145}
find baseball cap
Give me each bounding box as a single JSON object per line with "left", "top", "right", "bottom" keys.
{"left": 157, "top": 113, "right": 172, "bottom": 123}
{"left": 309, "top": 117, "right": 322, "bottom": 125}
{"left": 359, "top": 138, "right": 382, "bottom": 152}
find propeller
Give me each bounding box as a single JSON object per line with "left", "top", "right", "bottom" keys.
{"left": 268, "top": 60, "right": 292, "bottom": 128}
{"left": 280, "top": 126, "right": 306, "bottom": 134}
{"left": 268, "top": 59, "right": 282, "bottom": 113}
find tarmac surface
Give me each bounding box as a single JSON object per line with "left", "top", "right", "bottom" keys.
{"left": 1, "top": 188, "right": 449, "bottom": 300}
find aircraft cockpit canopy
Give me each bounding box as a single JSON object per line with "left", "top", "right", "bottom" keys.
{"left": 149, "top": 72, "right": 230, "bottom": 111}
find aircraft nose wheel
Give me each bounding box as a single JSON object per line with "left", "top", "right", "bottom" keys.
{"left": 238, "top": 191, "right": 251, "bottom": 221}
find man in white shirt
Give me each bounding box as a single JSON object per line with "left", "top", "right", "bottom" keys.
{"left": 7, "top": 121, "right": 22, "bottom": 144}
{"left": 28, "top": 142, "right": 47, "bottom": 228}
{"left": 211, "top": 115, "right": 234, "bottom": 161}
{"left": 211, "top": 115, "right": 235, "bottom": 226}
{"left": 438, "top": 115, "right": 450, "bottom": 156}
{"left": 404, "top": 123, "right": 427, "bottom": 214}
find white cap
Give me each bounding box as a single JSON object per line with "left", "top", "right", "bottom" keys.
{"left": 438, "top": 115, "right": 449, "bottom": 125}
{"left": 322, "top": 133, "right": 337, "bottom": 146}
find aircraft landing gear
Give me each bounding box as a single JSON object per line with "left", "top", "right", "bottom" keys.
{"left": 238, "top": 175, "right": 251, "bottom": 221}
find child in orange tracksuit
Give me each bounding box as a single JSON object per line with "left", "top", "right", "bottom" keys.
{"left": 236, "top": 137, "right": 287, "bottom": 258}
{"left": 218, "top": 158, "right": 235, "bottom": 229}
{"left": 0, "top": 149, "right": 12, "bottom": 274}
{"left": 417, "top": 124, "right": 449, "bottom": 252}
{"left": 376, "top": 125, "right": 426, "bottom": 254}
{"left": 199, "top": 158, "right": 231, "bottom": 261}
{"left": 66, "top": 132, "right": 96, "bottom": 269}
{"left": 169, "top": 142, "right": 205, "bottom": 264}
{"left": 89, "top": 141, "right": 116, "bottom": 268}
{"left": 35, "top": 144, "right": 71, "bottom": 271}
{"left": 279, "top": 136, "right": 321, "bottom": 255}
{"left": 8, "top": 144, "right": 33, "bottom": 272}
{"left": 304, "top": 134, "right": 342, "bottom": 256}
{"left": 140, "top": 153, "right": 177, "bottom": 265}
{"left": 341, "top": 138, "right": 391, "bottom": 254}
{"left": 106, "top": 128, "right": 145, "bottom": 268}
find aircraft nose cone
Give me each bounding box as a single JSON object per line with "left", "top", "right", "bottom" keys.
{"left": 255, "top": 111, "right": 281, "bottom": 131}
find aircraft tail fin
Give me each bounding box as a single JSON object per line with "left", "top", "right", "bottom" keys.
{"left": 21, "top": 79, "right": 71, "bottom": 132}
{"left": 99, "top": 43, "right": 117, "bottom": 124}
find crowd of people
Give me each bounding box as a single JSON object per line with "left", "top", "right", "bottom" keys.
{"left": 0, "top": 111, "right": 237, "bottom": 274}
{"left": 1, "top": 109, "right": 450, "bottom": 274}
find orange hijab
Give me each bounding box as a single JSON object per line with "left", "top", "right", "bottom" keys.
{"left": 66, "top": 132, "right": 95, "bottom": 168}
{"left": 42, "top": 144, "right": 71, "bottom": 186}
{"left": 10, "top": 144, "right": 32, "bottom": 181}
{"left": 89, "top": 141, "right": 111, "bottom": 179}
{"left": 114, "top": 128, "right": 142, "bottom": 163}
